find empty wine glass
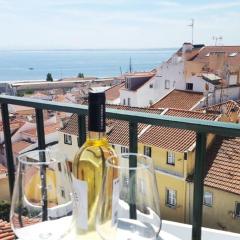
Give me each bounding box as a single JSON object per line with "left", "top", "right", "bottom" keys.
{"left": 10, "top": 149, "right": 73, "bottom": 240}
{"left": 96, "top": 153, "right": 161, "bottom": 240}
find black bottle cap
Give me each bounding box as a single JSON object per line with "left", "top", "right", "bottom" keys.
{"left": 88, "top": 91, "right": 106, "bottom": 132}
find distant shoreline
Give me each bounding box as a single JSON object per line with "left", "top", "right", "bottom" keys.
{"left": 0, "top": 48, "right": 177, "bottom": 52}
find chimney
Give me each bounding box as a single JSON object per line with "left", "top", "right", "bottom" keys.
{"left": 209, "top": 51, "right": 226, "bottom": 72}
{"left": 182, "top": 42, "right": 193, "bottom": 61}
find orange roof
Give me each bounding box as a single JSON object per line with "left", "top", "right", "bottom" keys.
{"left": 22, "top": 123, "right": 60, "bottom": 138}
{"left": 60, "top": 105, "right": 164, "bottom": 146}
{"left": 205, "top": 136, "right": 240, "bottom": 195}
{"left": 0, "top": 164, "right": 7, "bottom": 174}
{"left": 9, "top": 104, "right": 33, "bottom": 112}
{"left": 0, "top": 219, "right": 15, "bottom": 240}
{"left": 197, "top": 100, "right": 240, "bottom": 115}
{"left": 105, "top": 83, "right": 125, "bottom": 101}
{"left": 12, "top": 141, "right": 32, "bottom": 154}
{"left": 60, "top": 105, "right": 219, "bottom": 151}
{"left": 139, "top": 109, "right": 218, "bottom": 152}
{"left": 192, "top": 46, "right": 240, "bottom": 68}
{"left": 151, "top": 90, "right": 204, "bottom": 110}
{"left": 0, "top": 119, "right": 25, "bottom": 131}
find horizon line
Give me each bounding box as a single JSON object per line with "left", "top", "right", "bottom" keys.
{"left": 0, "top": 47, "right": 179, "bottom": 51}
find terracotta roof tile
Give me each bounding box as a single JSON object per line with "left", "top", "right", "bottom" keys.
{"left": 0, "top": 219, "right": 15, "bottom": 240}
{"left": 0, "top": 120, "right": 25, "bottom": 132}
{"left": 12, "top": 141, "right": 32, "bottom": 155}
{"left": 59, "top": 105, "right": 164, "bottom": 146}
{"left": 21, "top": 123, "right": 60, "bottom": 138}
{"left": 192, "top": 46, "right": 240, "bottom": 69}
{"left": 105, "top": 83, "right": 125, "bottom": 101}
{"left": 139, "top": 109, "right": 218, "bottom": 152}
{"left": 204, "top": 136, "right": 240, "bottom": 195}
{"left": 151, "top": 90, "right": 204, "bottom": 110}
{"left": 197, "top": 100, "right": 240, "bottom": 115}
{"left": 60, "top": 105, "right": 218, "bottom": 151}
{"left": 0, "top": 164, "right": 7, "bottom": 174}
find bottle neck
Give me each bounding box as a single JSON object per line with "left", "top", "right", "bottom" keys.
{"left": 88, "top": 131, "right": 106, "bottom": 140}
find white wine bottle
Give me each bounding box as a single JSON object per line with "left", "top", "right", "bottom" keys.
{"left": 72, "top": 91, "right": 117, "bottom": 235}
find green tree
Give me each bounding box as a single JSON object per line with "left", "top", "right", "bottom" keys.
{"left": 46, "top": 73, "right": 53, "bottom": 82}
{"left": 77, "top": 73, "right": 84, "bottom": 78}
{"left": 0, "top": 200, "right": 10, "bottom": 222}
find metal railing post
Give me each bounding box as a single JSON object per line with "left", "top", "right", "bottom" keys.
{"left": 1, "top": 103, "right": 15, "bottom": 198}
{"left": 192, "top": 132, "right": 207, "bottom": 240}
{"left": 78, "top": 115, "right": 86, "bottom": 147}
{"left": 129, "top": 121, "right": 138, "bottom": 219}
{"left": 35, "top": 108, "right": 48, "bottom": 221}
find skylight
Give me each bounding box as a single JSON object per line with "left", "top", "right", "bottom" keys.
{"left": 229, "top": 52, "right": 238, "bottom": 57}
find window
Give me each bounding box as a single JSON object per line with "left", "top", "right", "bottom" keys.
{"left": 149, "top": 83, "right": 153, "bottom": 88}
{"left": 203, "top": 192, "right": 213, "bottom": 207}
{"left": 121, "top": 146, "right": 129, "bottom": 153}
{"left": 144, "top": 146, "right": 152, "bottom": 157}
{"left": 127, "top": 98, "right": 131, "bottom": 106}
{"left": 58, "top": 162, "right": 62, "bottom": 172}
{"left": 165, "top": 80, "right": 170, "bottom": 89}
{"left": 186, "top": 83, "right": 193, "bottom": 90}
{"left": 167, "top": 151, "right": 175, "bottom": 165}
{"left": 235, "top": 202, "right": 240, "bottom": 217}
{"left": 64, "top": 134, "right": 72, "bottom": 145}
{"left": 123, "top": 99, "right": 126, "bottom": 105}
{"left": 166, "top": 189, "right": 176, "bottom": 207}
{"left": 229, "top": 52, "right": 237, "bottom": 57}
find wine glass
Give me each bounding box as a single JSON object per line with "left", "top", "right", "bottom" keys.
{"left": 10, "top": 149, "right": 73, "bottom": 240}
{"left": 96, "top": 153, "right": 161, "bottom": 240}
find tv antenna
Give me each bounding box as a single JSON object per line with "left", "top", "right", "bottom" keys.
{"left": 129, "top": 57, "right": 132, "bottom": 73}
{"left": 213, "top": 36, "right": 223, "bottom": 46}
{"left": 188, "top": 19, "right": 194, "bottom": 44}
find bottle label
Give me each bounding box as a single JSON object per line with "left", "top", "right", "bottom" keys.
{"left": 72, "top": 175, "right": 88, "bottom": 230}
{"left": 112, "top": 178, "right": 120, "bottom": 226}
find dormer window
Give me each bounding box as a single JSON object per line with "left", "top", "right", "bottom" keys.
{"left": 229, "top": 53, "right": 238, "bottom": 57}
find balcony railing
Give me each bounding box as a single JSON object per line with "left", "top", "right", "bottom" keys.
{"left": 1, "top": 95, "right": 240, "bottom": 240}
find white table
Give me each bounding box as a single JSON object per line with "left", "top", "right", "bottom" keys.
{"left": 17, "top": 219, "right": 240, "bottom": 240}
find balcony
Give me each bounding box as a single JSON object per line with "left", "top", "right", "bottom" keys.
{"left": 0, "top": 95, "right": 240, "bottom": 240}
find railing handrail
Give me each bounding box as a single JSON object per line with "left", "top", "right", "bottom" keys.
{"left": 1, "top": 94, "right": 240, "bottom": 240}
{"left": 0, "top": 95, "right": 240, "bottom": 137}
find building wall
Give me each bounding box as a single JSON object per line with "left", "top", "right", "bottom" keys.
{"left": 0, "top": 176, "right": 10, "bottom": 201}
{"left": 58, "top": 132, "right": 79, "bottom": 162}
{"left": 202, "top": 187, "right": 240, "bottom": 234}
{"left": 155, "top": 171, "right": 186, "bottom": 223}
{"left": 138, "top": 143, "right": 185, "bottom": 177}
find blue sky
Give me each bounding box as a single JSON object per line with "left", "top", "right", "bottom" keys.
{"left": 0, "top": 0, "right": 240, "bottom": 49}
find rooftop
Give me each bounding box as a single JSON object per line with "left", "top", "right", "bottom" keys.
{"left": 59, "top": 105, "right": 164, "bottom": 145}
{"left": 0, "top": 219, "right": 15, "bottom": 240}
{"left": 192, "top": 46, "right": 240, "bottom": 68}
{"left": 139, "top": 109, "right": 218, "bottom": 152}
{"left": 151, "top": 90, "right": 204, "bottom": 110}
{"left": 197, "top": 100, "right": 240, "bottom": 116}
{"left": 0, "top": 164, "right": 7, "bottom": 175}
{"left": 21, "top": 123, "right": 60, "bottom": 138}
{"left": 12, "top": 140, "right": 32, "bottom": 155}
{"left": 205, "top": 136, "right": 240, "bottom": 195}
{"left": 105, "top": 83, "right": 125, "bottom": 101}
